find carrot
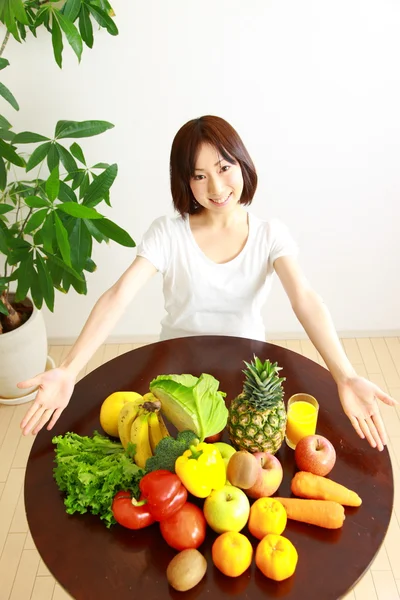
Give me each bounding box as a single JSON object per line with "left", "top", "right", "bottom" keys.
{"left": 291, "top": 471, "right": 362, "bottom": 507}
{"left": 274, "top": 497, "right": 345, "bottom": 529}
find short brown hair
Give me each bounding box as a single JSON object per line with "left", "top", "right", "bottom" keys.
{"left": 170, "top": 116, "right": 258, "bottom": 217}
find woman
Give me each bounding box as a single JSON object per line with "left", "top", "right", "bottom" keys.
{"left": 20, "top": 116, "right": 397, "bottom": 449}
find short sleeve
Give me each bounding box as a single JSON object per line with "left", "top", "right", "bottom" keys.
{"left": 267, "top": 218, "right": 299, "bottom": 267}
{"left": 136, "top": 216, "right": 171, "bottom": 274}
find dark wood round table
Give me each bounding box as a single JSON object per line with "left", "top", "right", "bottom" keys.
{"left": 25, "top": 336, "right": 394, "bottom": 600}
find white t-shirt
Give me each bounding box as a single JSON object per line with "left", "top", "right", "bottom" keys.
{"left": 136, "top": 212, "right": 298, "bottom": 342}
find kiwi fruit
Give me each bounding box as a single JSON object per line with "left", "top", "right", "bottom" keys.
{"left": 226, "top": 450, "right": 260, "bottom": 489}
{"left": 166, "top": 548, "right": 207, "bottom": 592}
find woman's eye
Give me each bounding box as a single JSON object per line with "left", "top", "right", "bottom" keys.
{"left": 221, "top": 165, "right": 230, "bottom": 172}
{"left": 193, "top": 174, "right": 205, "bottom": 180}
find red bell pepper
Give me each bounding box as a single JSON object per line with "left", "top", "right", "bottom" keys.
{"left": 139, "top": 470, "right": 187, "bottom": 521}
{"left": 112, "top": 491, "right": 155, "bottom": 530}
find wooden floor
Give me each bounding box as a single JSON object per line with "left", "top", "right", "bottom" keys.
{"left": 0, "top": 338, "right": 399, "bottom": 600}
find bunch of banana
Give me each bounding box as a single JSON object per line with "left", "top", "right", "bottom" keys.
{"left": 117, "top": 392, "right": 170, "bottom": 468}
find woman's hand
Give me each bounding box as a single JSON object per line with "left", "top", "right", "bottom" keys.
{"left": 337, "top": 376, "right": 398, "bottom": 451}
{"left": 19, "top": 367, "right": 76, "bottom": 436}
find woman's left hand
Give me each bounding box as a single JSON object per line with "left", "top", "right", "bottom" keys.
{"left": 337, "top": 376, "right": 398, "bottom": 451}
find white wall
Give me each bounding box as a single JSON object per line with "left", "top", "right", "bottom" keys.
{"left": 2, "top": 0, "right": 400, "bottom": 342}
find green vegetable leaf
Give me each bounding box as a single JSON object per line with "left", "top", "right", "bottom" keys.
{"left": 46, "top": 165, "right": 60, "bottom": 202}
{"left": 55, "top": 120, "right": 114, "bottom": 139}
{"left": 12, "top": 132, "right": 49, "bottom": 144}
{"left": 0, "top": 82, "right": 19, "bottom": 111}
{"left": 57, "top": 11, "right": 83, "bottom": 62}
{"left": 92, "top": 218, "right": 135, "bottom": 247}
{"left": 150, "top": 373, "right": 228, "bottom": 441}
{"left": 54, "top": 212, "right": 71, "bottom": 266}
{"left": 26, "top": 141, "right": 52, "bottom": 172}
{"left": 52, "top": 431, "right": 144, "bottom": 527}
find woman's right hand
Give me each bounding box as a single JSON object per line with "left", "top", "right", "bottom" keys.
{"left": 19, "top": 367, "right": 76, "bottom": 436}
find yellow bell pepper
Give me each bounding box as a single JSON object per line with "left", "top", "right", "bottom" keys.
{"left": 175, "top": 442, "right": 226, "bottom": 498}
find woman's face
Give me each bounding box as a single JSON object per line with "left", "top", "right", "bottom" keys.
{"left": 189, "top": 143, "right": 244, "bottom": 212}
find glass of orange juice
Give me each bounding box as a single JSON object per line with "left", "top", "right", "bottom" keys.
{"left": 285, "top": 393, "right": 319, "bottom": 450}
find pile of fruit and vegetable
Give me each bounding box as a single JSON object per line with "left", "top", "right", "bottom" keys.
{"left": 52, "top": 357, "right": 362, "bottom": 592}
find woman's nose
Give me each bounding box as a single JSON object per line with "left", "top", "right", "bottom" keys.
{"left": 207, "top": 175, "right": 223, "bottom": 197}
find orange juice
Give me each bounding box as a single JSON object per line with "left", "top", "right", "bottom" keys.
{"left": 285, "top": 400, "right": 318, "bottom": 449}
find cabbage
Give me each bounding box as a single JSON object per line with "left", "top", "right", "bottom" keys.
{"left": 149, "top": 373, "right": 228, "bottom": 441}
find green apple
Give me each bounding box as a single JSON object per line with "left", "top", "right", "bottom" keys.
{"left": 213, "top": 442, "right": 236, "bottom": 469}
{"left": 203, "top": 485, "right": 250, "bottom": 534}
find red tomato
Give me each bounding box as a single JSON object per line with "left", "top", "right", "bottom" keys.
{"left": 160, "top": 502, "right": 206, "bottom": 551}
{"left": 112, "top": 491, "right": 155, "bottom": 530}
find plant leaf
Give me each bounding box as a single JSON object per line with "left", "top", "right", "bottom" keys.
{"left": 83, "top": 218, "right": 108, "bottom": 243}
{"left": 78, "top": 172, "right": 89, "bottom": 199}
{"left": 13, "top": 132, "right": 49, "bottom": 144}
{"left": 79, "top": 4, "right": 93, "bottom": 48}
{"left": 54, "top": 212, "right": 71, "bottom": 266}
{"left": 3, "top": 0, "right": 21, "bottom": 41}
{"left": 55, "top": 120, "right": 114, "bottom": 139}
{"left": 59, "top": 181, "right": 78, "bottom": 203}
{"left": 0, "top": 58, "right": 10, "bottom": 71}
{"left": 93, "top": 219, "right": 135, "bottom": 247}
{"left": 87, "top": 3, "right": 118, "bottom": 35}
{"left": 25, "top": 196, "right": 50, "bottom": 208}
{"left": 57, "top": 202, "right": 103, "bottom": 219}
{"left": 0, "top": 115, "right": 12, "bottom": 130}
{"left": 69, "top": 142, "right": 86, "bottom": 165}
{"left": 46, "top": 165, "right": 60, "bottom": 202}
{"left": 0, "top": 128, "right": 15, "bottom": 141}
{"left": 0, "top": 204, "right": 14, "bottom": 214}
{"left": 0, "top": 139, "right": 25, "bottom": 167}
{"left": 30, "top": 267, "right": 43, "bottom": 309}
{"left": 0, "top": 157, "right": 6, "bottom": 190}
{"left": 82, "top": 163, "right": 117, "bottom": 207}
{"left": 56, "top": 11, "right": 83, "bottom": 62}
{"left": 24, "top": 208, "right": 48, "bottom": 234}
{"left": 44, "top": 251, "right": 84, "bottom": 281}
{"left": 14, "top": 252, "right": 34, "bottom": 302}
{"left": 0, "top": 81, "right": 19, "bottom": 110}
{"left": 25, "top": 141, "right": 52, "bottom": 171}
{"left": 10, "top": 0, "right": 29, "bottom": 26}
{"left": 56, "top": 142, "right": 78, "bottom": 174}
{"left": 40, "top": 213, "right": 54, "bottom": 253}
{"left": 47, "top": 143, "right": 60, "bottom": 172}
{"left": 36, "top": 253, "right": 55, "bottom": 311}
{"left": 92, "top": 162, "right": 109, "bottom": 169}
{"left": 84, "top": 256, "right": 96, "bottom": 272}
{"left": 51, "top": 13, "right": 64, "bottom": 69}
{"left": 63, "top": 0, "right": 81, "bottom": 22}
{"left": 70, "top": 219, "right": 92, "bottom": 271}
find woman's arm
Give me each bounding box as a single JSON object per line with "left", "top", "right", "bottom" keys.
{"left": 274, "top": 255, "right": 398, "bottom": 450}
{"left": 19, "top": 256, "right": 157, "bottom": 435}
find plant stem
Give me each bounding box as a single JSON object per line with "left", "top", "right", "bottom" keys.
{"left": 0, "top": 31, "right": 10, "bottom": 58}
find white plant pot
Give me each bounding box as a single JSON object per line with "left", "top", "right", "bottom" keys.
{"left": 0, "top": 295, "right": 49, "bottom": 403}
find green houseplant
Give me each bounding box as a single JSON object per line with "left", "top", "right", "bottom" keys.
{"left": 0, "top": 1, "right": 134, "bottom": 400}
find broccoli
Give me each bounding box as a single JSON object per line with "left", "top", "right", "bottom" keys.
{"left": 145, "top": 430, "right": 199, "bottom": 473}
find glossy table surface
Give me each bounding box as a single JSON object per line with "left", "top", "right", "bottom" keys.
{"left": 25, "top": 336, "right": 394, "bottom": 600}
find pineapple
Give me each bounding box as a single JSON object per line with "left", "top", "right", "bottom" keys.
{"left": 227, "top": 356, "right": 287, "bottom": 455}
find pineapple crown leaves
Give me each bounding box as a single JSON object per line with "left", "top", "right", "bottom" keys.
{"left": 242, "top": 355, "right": 286, "bottom": 407}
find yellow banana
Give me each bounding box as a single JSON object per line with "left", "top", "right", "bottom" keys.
{"left": 157, "top": 412, "right": 170, "bottom": 438}
{"left": 148, "top": 411, "right": 164, "bottom": 453}
{"left": 130, "top": 412, "right": 153, "bottom": 468}
{"left": 118, "top": 401, "right": 142, "bottom": 449}
{"left": 142, "top": 392, "right": 158, "bottom": 402}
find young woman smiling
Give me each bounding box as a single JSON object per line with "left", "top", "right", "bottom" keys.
{"left": 19, "top": 116, "right": 398, "bottom": 451}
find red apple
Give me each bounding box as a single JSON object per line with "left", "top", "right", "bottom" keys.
{"left": 245, "top": 452, "right": 283, "bottom": 499}
{"left": 205, "top": 430, "right": 224, "bottom": 444}
{"left": 294, "top": 434, "right": 336, "bottom": 476}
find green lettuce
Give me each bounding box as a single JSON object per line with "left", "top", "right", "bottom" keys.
{"left": 149, "top": 373, "right": 228, "bottom": 441}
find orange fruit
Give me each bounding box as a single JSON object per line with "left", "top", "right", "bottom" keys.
{"left": 248, "top": 498, "right": 287, "bottom": 539}
{"left": 255, "top": 534, "right": 298, "bottom": 581}
{"left": 212, "top": 532, "right": 253, "bottom": 577}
